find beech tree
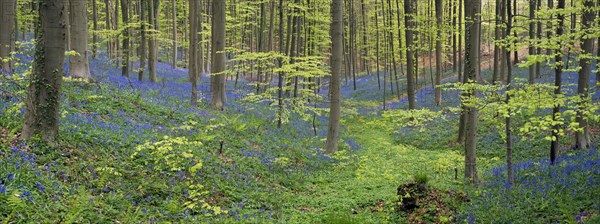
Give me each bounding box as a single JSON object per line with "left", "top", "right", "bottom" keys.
{"left": 69, "top": 0, "right": 92, "bottom": 80}
{"left": 434, "top": 0, "right": 443, "bottom": 105}
{"left": 405, "top": 0, "right": 417, "bottom": 110}
{"left": 22, "top": 0, "right": 67, "bottom": 145}
{"left": 189, "top": 0, "right": 199, "bottom": 106}
{"left": 210, "top": 0, "right": 227, "bottom": 110}
{"left": 574, "top": 0, "right": 595, "bottom": 149}
{"left": 464, "top": 0, "right": 481, "bottom": 183}
{"left": 326, "top": 0, "right": 344, "bottom": 153}
{"left": 0, "top": 0, "right": 17, "bottom": 73}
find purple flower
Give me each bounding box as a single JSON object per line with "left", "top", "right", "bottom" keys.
{"left": 7, "top": 173, "right": 14, "bottom": 180}
{"left": 35, "top": 183, "right": 45, "bottom": 191}
{"left": 0, "top": 185, "right": 5, "bottom": 193}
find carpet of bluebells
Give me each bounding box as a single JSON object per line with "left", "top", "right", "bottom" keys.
{"left": 1, "top": 41, "right": 599, "bottom": 223}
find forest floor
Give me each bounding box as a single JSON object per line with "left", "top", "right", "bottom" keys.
{"left": 1, "top": 44, "right": 599, "bottom": 223}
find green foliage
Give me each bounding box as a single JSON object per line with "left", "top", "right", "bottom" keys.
{"left": 413, "top": 172, "right": 430, "bottom": 185}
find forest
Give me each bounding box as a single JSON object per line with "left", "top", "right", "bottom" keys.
{"left": 0, "top": 0, "right": 599, "bottom": 222}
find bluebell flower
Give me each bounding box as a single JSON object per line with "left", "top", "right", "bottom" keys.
{"left": 0, "top": 185, "right": 5, "bottom": 193}
{"left": 7, "top": 173, "right": 14, "bottom": 180}
{"left": 35, "top": 183, "right": 45, "bottom": 191}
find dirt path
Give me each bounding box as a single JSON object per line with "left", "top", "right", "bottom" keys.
{"left": 384, "top": 48, "right": 529, "bottom": 106}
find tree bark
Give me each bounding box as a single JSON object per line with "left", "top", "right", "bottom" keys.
{"left": 189, "top": 0, "right": 198, "bottom": 106}
{"left": 277, "top": 0, "right": 284, "bottom": 128}
{"left": 326, "top": 0, "right": 344, "bottom": 153}
{"left": 505, "top": 0, "right": 514, "bottom": 185}
{"left": 138, "top": 0, "right": 147, "bottom": 80}
{"left": 0, "top": 0, "right": 17, "bottom": 72}
{"left": 528, "top": 0, "right": 536, "bottom": 84}
{"left": 22, "top": 0, "right": 67, "bottom": 146}
{"left": 405, "top": 0, "right": 417, "bottom": 110}
{"left": 551, "top": 0, "right": 565, "bottom": 164}
{"left": 435, "top": 0, "right": 443, "bottom": 105}
{"left": 92, "top": 0, "right": 98, "bottom": 58}
{"left": 120, "top": 0, "right": 129, "bottom": 77}
{"left": 148, "top": 0, "right": 159, "bottom": 82}
{"left": 464, "top": 0, "right": 480, "bottom": 184}
{"left": 210, "top": 0, "right": 227, "bottom": 110}
{"left": 69, "top": 0, "right": 92, "bottom": 80}
{"left": 172, "top": 0, "right": 177, "bottom": 69}
{"left": 492, "top": 0, "right": 500, "bottom": 83}
{"left": 575, "top": 0, "right": 595, "bottom": 149}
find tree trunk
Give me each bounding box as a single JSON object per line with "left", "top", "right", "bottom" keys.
{"left": 277, "top": 0, "right": 284, "bottom": 128}
{"left": 499, "top": 0, "right": 506, "bottom": 82}
{"left": 69, "top": 0, "right": 92, "bottom": 80}
{"left": 505, "top": 0, "right": 514, "bottom": 185}
{"left": 172, "top": 0, "right": 177, "bottom": 69}
{"left": 92, "top": 0, "right": 98, "bottom": 58}
{"left": 138, "top": 0, "right": 147, "bottom": 80}
{"left": 464, "top": 0, "right": 480, "bottom": 184}
{"left": 210, "top": 0, "right": 227, "bottom": 110}
{"left": 375, "top": 3, "right": 381, "bottom": 89}
{"left": 551, "top": 0, "right": 565, "bottom": 164}
{"left": 0, "top": 0, "right": 17, "bottom": 72}
{"left": 528, "top": 0, "right": 535, "bottom": 84}
{"left": 326, "top": 0, "right": 344, "bottom": 153}
{"left": 120, "top": 0, "right": 129, "bottom": 77}
{"left": 361, "top": 0, "right": 370, "bottom": 74}
{"left": 22, "top": 0, "right": 67, "bottom": 146}
{"left": 492, "top": 0, "right": 500, "bottom": 83}
{"left": 405, "top": 0, "right": 417, "bottom": 110}
{"left": 452, "top": 0, "right": 457, "bottom": 72}
{"left": 148, "top": 0, "right": 159, "bottom": 82}
{"left": 535, "top": 0, "right": 542, "bottom": 77}
{"left": 575, "top": 0, "right": 595, "bottom": 149}
{"left": 104, "top": 0, "right": 111, "bottom": 57}
{"left": 434, "top": 0, "right": 443, "bottom": 105}
{"left": 190, "top": 0, "right": 199, "bottom": 106}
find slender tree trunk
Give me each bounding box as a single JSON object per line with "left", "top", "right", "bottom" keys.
{"left": 69, "top": 0, "right": 92, "bottom": 80}
{"left": 375, "top": 3, "right": 381, "bottom": 89}
{"left": 505, "top": 0, "right": 514, "bottom": 185}
{"left": 464, "top": 0, "right": 480, "bottom": 184}
{"left": 148, "top": 0, "right": 159, "bottom": 82}
{"left": 190, "top": 0, "right": 198, "bottom": 106}
{"left": 395, "top": 0, "right": 406, "bottom": 79}
{"left": 210, "top": 0, "right": 227, "bottom": 110}
{"left": 104, "top": 0, "right": 111, "bottom": 57}
{"left": 435, "top": 0, "right": 443, "bottom": 105}
{"left": 528, "top": 0, "right": 536, "bottom": 84}
{"left": 139, "top": 0, "right": 147, "bottom": 80}
{"left": 361, "top": 0, "right": 370, "bottom": 74}
{"left": 92, "top": 0, "right": 98, "bottom": 58}
{"left": 535, "top": 0, "right": 542, "bottom": 77}
{"left": 458, "top": 0, "right": 463, "bottom": 82}
{"left": 575, "top": 0, "right": 595, "bottom": 149}
{"left": 278, "top": 0, "right": 284, "bottom": 128}
{"left": 457, "top": 0, "right": 467, "bottom": 143}
{"left": 172, "top": 0, "right": 177, "bottom": 69}
{"left": 547, "top": 0, "right": 554, "bottom": 56}
{"left": 492, "top": 0, "right": 501, "bottom": 83}
{"left": 551, "top": 0, "right": 564, "bottom": 164}
{"left": 120, "top": 0, "right": 129, "bottom": 77}
{"left": 0, "top": 0, "right": 17, "bottom": 72}
{"left": 405, "top": 0, "right": 417, "bottom": 110}
{"left": 197, "top": 0, "right": 204, "bottom": 76}
{"left": 499, "top": 0, "right": 506, "bottom": 82}
{"left": 452, "top": 0, "right": 457, "bottom": 72}
{"left": 326, "top": 0, "right": 344, "bottom": 153}
{"left": 22, "top": 0, "right": 67, "bottom": 146}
